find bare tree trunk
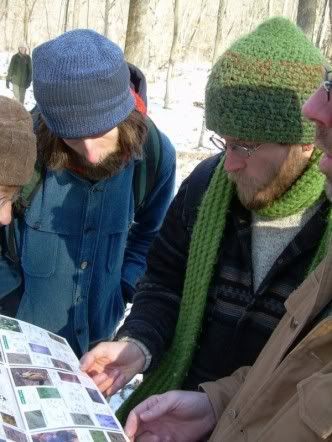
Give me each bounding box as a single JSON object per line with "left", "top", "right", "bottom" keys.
{"left": 326, "top": 0, "right": 332, "bottom": 60}
{"left": 86, "top": 0, "right": 90, "bottom": 27}
{"left": 63, "top": 0, "right": 71, "bottom": 32}
{"left": 124, "top": 0, "right": 151, "bottom": 66}
{"left": 196, "top": 0, "right": 226, "bottom": 147}
{"left": 72, "top": 0, "right": 80, "bottom": 28}
{"left": 163, "top": 0, "right": 180, "bottom": 109}
{"left": 104, "top": 0, "right": 110, "bottom": 36}
{"left": 268, "top": 0, "right": 274, "bottom": 16}
{"left": 103, "top": 0, "right": 116, "bottom": 37}
{"left": 23, "top": 0, "right": 37, "bottom": 44}
{"left": 183, "top": 0, "right": 207, "bottom": 59}
{"left": 282, "top": 0, "right": 289, "bottom": 15}
{"left": 23, "top": 1, "right": 29, "bottom": 43}
{"left": 197, "top": 114, "right": 206, "bottom": 148}
{"left": 316, "top": 0, "right": 328, "bottom": 47}
{"left": 296, "top": 0, "right": 317, "bottom": 41}
{"left": 1, "top": 0, "right": 9, "bottom": 49}
{"left": 212, "top": 0, "right": 227, "bottom": 65}
{"left": 43, "top": 0, "right": 51, "bottom": 39}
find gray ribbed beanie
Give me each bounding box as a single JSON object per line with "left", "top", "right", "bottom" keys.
{"left": 32, "top": 29, "right": 135, "bottom": 139}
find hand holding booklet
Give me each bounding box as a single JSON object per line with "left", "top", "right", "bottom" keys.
{"left": 0, "top": 315, "right": 128, "bottom": 442}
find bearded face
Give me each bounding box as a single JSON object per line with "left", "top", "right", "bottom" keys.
{"left": 225, "top": 141, "right": 313, "bottom": 210}
{"left": 36, "top": 110, "right": 147, "bottom": 181}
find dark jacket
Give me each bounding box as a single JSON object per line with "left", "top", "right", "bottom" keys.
{"left": 7, "top": 53, "right": 32, "bottom": 88}
{"left": 117, "top": 154, "right": 329, "bottom": 389}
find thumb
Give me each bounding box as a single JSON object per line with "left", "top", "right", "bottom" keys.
{"left": 79, "top": 351, "right": 96, "bottom": 372}
{"left": 124, "top": 409, "right": 140, "bottom": 438}
{"left": 134, "top": 394, "right": 172, "bottom": 422}
{"left": 79, "top": 342, "right": 111, "bottom": 371}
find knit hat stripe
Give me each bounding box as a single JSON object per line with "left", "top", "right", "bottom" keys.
{"left": 220, "top": 52, "right": 323, "bottom": 93}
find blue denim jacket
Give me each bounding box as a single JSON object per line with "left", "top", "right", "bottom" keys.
{"left": 15, "top": 132, "right": 176, "bottom": 355}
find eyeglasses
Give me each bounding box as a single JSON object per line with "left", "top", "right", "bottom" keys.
{"left": 209, "top": 135, "right": 263, "bottom": 158}
{"left": 323, "top": 68, "right": 332, "bottom": 102}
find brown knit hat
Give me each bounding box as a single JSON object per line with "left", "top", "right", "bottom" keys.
{"left": 0, "top": 96, "right": 36, "bottom": 186}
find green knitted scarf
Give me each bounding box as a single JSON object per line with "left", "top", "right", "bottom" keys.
{"left": 117, "top": 150, "right": 332, "bottom": 423}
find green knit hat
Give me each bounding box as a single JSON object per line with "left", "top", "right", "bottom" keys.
{"left": 205, "top": 17, "right": 325, "bottom": 144}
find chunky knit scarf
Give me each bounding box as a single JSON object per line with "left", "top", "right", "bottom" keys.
{"left": 117, "top": 150, "right": 332, "bottom": 423}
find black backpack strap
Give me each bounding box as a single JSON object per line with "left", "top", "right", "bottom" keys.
{"left": 133, "top": 117, "right": 162, "bottom": 213}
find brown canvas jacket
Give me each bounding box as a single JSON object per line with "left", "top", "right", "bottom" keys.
{"left": 202, "top": 245, "right": 332, "bottom": 441}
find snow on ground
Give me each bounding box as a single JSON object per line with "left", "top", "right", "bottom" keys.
{"left": 0, "top": 52, "right": 219, "bottom": 410}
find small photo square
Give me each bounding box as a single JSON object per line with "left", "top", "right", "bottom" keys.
{"left": 0, "top": 317, "right": 22, "bottom": 333}
{"left": 37, "top": 387, "right": 61, "bottom": 399}
{"left": 86, "top": 387, "right": 104, "bottom": 404}
{"left": 7, "top": 353, "right": 32, "bottom": 365}
{"left": 90, "top": 430, "right": 108, "bottom": 442}
{"left": 70, "top": 413, "right": 94, "bottom": 426}
{"left": 32, "top": 430, "right": 78, "bottom": 442}
{"left": 107, "top": 433, "right": 127, "bottom": 442}
{"left": 4, "top": 425, "right": 28, "bottom": 442}
{"left": 11, "top": 368, "right": 52, "bottom": 387}
{"left": 95, "top": 414, "right": 119, "bottom": 430}
{"left": 51, "top": 358, "right": 73, "bottom": 372}
{"left": 47, "top": 332, "right": 67, "bottom": 345}
{"left": 0, "top": 411, "right": 17, "bottom": 426}
{"left": 24, "top": 410, "right": 46, "bottom": 430}
{"left": 29, "top": 343, "right": 51, "bottom": 355}
{"left": 58, "top": 372, "right": 80, "bottom": 384}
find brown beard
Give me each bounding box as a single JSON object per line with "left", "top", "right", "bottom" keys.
{"left": 228, "top": 146, "right": 311, "bottom": 210}
{"left": 55, "top": 143, "right": 134, "bottom": 181}
{"left": 36, "top": 110, "right": 147, "bottom": 181}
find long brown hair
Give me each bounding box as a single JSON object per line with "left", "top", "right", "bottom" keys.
{"left": 36, "top": 110, "right": 147, "bottom": 178}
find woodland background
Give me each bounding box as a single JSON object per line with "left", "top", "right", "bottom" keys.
{"left": 0, "top": 0, "right": 331, "bottom": 183}
{"left": 1, "top": 0, "right": 331, "bottom": 82}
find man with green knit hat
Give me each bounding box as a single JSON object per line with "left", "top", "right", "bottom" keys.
{"left": 81, "top": 17, "right": 331, "bottom": 422}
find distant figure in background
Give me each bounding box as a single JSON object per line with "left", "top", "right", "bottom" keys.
{"left": 6, "top": 43, "right": 32, "bottom": 105}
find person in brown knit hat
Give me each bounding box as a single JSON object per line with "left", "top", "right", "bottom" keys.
{"left": 0, "top": 95, "right": 36, "bottom": 316}
{"left": 0, "top": 96, "right": 36, "bottom": 225}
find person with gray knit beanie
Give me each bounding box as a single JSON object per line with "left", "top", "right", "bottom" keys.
{"left": 0, "top": 95, "right": 36, "bottom": 317}
{"left": 12, "top": 29, "right": 176, "bottom": 357}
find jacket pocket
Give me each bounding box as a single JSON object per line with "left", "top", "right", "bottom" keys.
{"left": 298, "top": 372, "right": 332, "bottom": 439}
{"left": 21, "top": 228, "right": 59, "bottom": 278}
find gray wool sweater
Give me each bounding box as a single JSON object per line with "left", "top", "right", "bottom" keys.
{"left": 251, "top": 202, "right": 321, "bottom": 292}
